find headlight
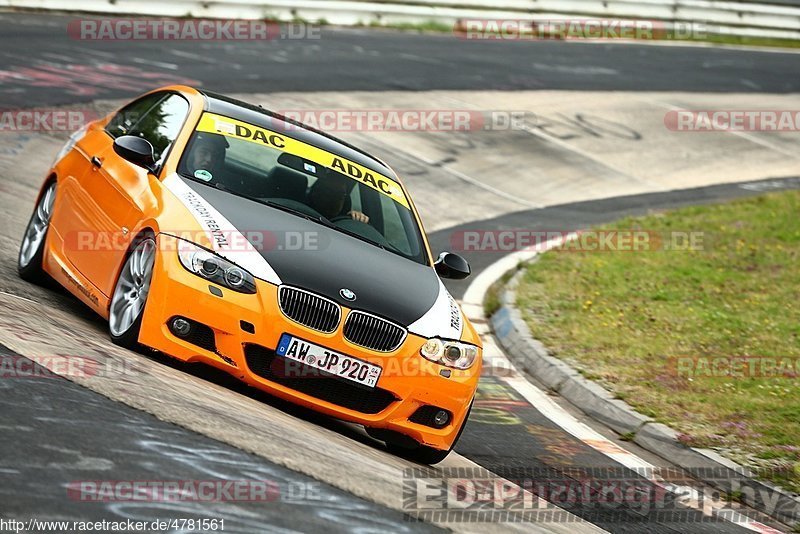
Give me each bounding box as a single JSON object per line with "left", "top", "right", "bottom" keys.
{"left": 177, "top": 241, "right": 256, "bottom": 294}
{"left": 53, "top": 123, "right": 89, "bottom": 166}
{"left": 420, "top": 338, "right": 479, "bottom": 369}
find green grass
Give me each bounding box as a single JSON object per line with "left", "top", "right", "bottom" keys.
{"left": 360, "top": 20, "right": 454, "bottom": 34}
{"left": 514, "top": 190, "right": 800, "bottom": 492}
{"left": 696, "top": 33, "right": 800, "bottom": 49}
{"left": 483, "top": 268, "right": 517, "bottom": 317}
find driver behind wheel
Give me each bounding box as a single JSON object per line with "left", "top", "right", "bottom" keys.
{"left": 308, "top": 174, "right": 369, "bottom": 223}
{"left": 185, "top": 132, "right": 229, "bottom": 185}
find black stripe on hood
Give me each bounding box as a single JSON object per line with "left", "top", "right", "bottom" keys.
{"left": 182, "top": 179, "right": 439, "bottom": 326}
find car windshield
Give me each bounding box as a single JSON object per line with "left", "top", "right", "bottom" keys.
{"left": 177, "top": 112, "right": 428, "bottom": 265}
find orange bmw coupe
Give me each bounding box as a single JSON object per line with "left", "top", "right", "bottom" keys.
{"left": 19, "top": 86, "right": 481, "bottom": 463}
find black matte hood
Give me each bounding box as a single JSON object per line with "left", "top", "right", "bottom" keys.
{"left": 183, "top": 180, "right": 439, "bottom": 326}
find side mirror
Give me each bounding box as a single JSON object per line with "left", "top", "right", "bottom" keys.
{"left": 113, "top": 135, "right": 156, "bottom": 173}
{"left": 434, "top": 252, "right": 471, "bottom": 280}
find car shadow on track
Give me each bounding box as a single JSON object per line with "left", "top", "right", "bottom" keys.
{"left": 6, "top": 255, "right": 423, "bottom": 465}
{"left": 134, "top": 342, "right": 401, "bottom": 457}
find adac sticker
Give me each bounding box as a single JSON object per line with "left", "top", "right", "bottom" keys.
{"left": 196, "top": 112, "right": 409, "bottom": 209}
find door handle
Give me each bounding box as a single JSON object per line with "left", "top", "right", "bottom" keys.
{"left": 91, "top": 156, "right": 103, "bottom": 168}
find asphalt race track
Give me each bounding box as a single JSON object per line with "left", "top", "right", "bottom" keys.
{"left": 0, "top": 12, "right": 799, "bottom": 107}
{"left": 0, "top": 345, "right": 441, "bottom": 533}
{"left": 1, "top": 11, "right": 799, "bottom": 533}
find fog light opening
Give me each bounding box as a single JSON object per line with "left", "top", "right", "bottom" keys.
{"left": 433, "top": 410, "right": 450, "bottom": 428}
{"left": 170, "top": 317, "right": 191, "bottom": 337}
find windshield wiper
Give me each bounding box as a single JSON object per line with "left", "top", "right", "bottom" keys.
{"left": 244, "top": 197, "right": 387, "bottom": 249}
{"left": 318, "top": 219, "right": 388, "bottom": 251}
{"left": 248, "top": 197, "right": 387, "bottom": 249}
{"left": 249, "top": 197, "right": 327, "bottom": 224}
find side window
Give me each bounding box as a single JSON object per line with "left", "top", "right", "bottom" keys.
{"left": 128, "top": 94, "right": 190, "bottom": 163}
{"left": 105, "top": 93, "right": 164, "bottom": 138}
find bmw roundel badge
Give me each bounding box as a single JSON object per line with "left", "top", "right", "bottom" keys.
{"left": 340, "top": 288, "right": 356, "bottom": 301}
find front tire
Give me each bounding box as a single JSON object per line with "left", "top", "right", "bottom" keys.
{"left": 109, "top": 235, "right": 156, "bottom": 349}
{"left": 18, "top": 181, "right": 56, "bottom": 285}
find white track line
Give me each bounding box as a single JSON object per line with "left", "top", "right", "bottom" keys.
{"left": 461, "top": 236, "right": 783, "bottom": 532}
{"left": 0, "top": 291, "right": 36, "bottom": 304}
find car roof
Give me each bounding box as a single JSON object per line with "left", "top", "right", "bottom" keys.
{"left": 197, "top": 89, "right": 398, "bottom": 181}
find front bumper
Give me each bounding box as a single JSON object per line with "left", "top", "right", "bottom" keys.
{"left": 138, "top": 234, "right": 480, "bottom": 450}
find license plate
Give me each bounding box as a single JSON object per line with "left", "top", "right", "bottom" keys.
{"left": 276, "top": 334, "right": 382, "bottom": 388}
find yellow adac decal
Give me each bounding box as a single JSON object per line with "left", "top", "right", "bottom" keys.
{"left": 196, "top": 113, "right": 409, "bottom": 208}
